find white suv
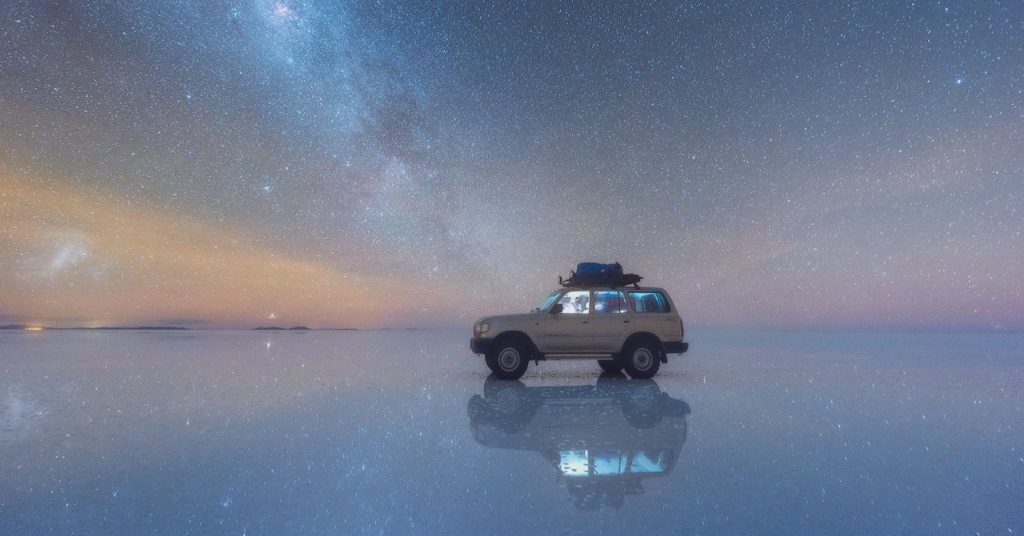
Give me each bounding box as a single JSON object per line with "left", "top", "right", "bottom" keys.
{"left": 471, "top": 286, "right": 688, "bottom": 379}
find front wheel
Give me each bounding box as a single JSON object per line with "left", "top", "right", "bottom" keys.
{"left": 485, "top": 339, "right": 530, "bottom": 380}
{"left": 621, "top": 340, "right": 661, "bottom": 379}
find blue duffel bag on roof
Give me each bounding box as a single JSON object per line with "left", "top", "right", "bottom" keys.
{"left": 574, "top": 262, "right": 622, "bottom": 278}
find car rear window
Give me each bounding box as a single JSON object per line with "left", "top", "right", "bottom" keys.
{"left": 628, "top": 291, "right": 670, "bottom": 313}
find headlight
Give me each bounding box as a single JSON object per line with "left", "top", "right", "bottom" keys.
{"left": 479, "top": 322, "right": 490, "bottom": 334}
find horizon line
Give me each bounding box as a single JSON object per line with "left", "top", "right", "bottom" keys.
{"left": 3, "top": 323, "right": 1022, "bottom": 335}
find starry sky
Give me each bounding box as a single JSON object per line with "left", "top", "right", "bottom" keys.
{"left": 1, "top": 1, "right": 1021, "bottom": 331}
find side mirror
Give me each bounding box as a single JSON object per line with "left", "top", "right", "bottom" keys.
{"left": 549, "top": 303, "right": 563, "bottom": 314}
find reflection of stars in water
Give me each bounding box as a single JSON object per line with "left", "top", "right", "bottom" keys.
{"left": 273, "top": 2, "right": 298, "bottom": 21}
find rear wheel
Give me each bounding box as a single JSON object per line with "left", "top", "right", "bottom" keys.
{"left": 485, "top": 338, "right": 530, "bottom": 380}
{"left": 621, "top": 339, "right": 661, "bottom": 379}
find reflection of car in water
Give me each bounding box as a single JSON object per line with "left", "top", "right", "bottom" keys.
{"left": 467, "top": 374, "right": 691, "bottom": 510}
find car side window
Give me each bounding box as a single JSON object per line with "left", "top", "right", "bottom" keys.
{"left": 557, "top": 290, "right": 590, "bottom": 314}
{"left": 628, "top": 291, "right": 670, "bottom": 313}
{"left": 594, "top": 290, "right": 627, "bottom": 314}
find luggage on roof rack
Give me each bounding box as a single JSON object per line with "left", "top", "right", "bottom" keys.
{"left": 559, "top": 262, "right": 643, "bottom": 288}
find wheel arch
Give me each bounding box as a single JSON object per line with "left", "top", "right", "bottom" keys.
{"left": 620, "top": 332, "right": 667, "bottom": 363}
{"left": 492, "top": 330, "right": 538, "bottom": 359}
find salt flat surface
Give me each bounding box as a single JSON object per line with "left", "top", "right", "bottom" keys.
{"left": 1, "top": 329, "right": 1021, "bottom": 535}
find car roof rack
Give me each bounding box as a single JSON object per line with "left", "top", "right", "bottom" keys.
{"left": 558, "top": 262, "right": 643, "bottom": 289}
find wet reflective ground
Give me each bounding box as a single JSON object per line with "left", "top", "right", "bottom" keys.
{"left": 1, "top": 330, "right": 1021, "bottom": 534}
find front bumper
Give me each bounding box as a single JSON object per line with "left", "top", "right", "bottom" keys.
{"left": 663, "top": 341, "right": 689, "bottom": 354}
{"left": 470, "top": 337, "right": 493, "bottom": 355}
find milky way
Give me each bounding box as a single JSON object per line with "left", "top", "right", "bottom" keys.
{"left": 1, "top": 1, "right": 1021, "bottom": 330}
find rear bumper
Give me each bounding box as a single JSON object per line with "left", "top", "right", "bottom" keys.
{"left": 470, "top": 337, "right": 493, "bottom": 355}
{"left": 663, "top": 341, "right": 689, "bottom": 354}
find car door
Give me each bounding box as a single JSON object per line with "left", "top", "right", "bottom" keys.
{"left": 590, "top": 290, "right": 633, "bottom": 352}
{"left": 541, "top": 290, "right": 594, "bottom": 352}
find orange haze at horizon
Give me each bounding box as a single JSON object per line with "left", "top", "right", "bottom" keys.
{"left": 1, "top": 170, "right": 447, "bottom": 328}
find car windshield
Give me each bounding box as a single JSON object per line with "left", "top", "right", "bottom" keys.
{"left": 538, "top": 290, "right": 561, "bottom": 311}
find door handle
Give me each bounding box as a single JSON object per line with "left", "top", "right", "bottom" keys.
{"left": 582, "top": 321, "right": 590, "bottom": 324}
{"left": 623, "top": 320, "right": 630, "bottom": 323}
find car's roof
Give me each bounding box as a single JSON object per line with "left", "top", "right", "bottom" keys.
{"left": 554, "top": 286, "right": 669, "bottom": 293}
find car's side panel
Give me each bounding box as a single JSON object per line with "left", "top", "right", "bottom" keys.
{"left": 590, "top": 313, "right": 633, "bottom": 352}
{"left": 540, "top": 314, "right": 593, "bottom": 352}
{"left": 651, "top": 314, "right": 681, "bottom": 342}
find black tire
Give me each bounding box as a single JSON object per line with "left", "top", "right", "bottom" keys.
{"left": 485, "top": 337, "right": 530, "bottom": 380}
{"left": 598, "top": 359, "right": 622, "bottom": 372}
{"left": 620, "top": 339, "right": 661, "bottom": 379}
